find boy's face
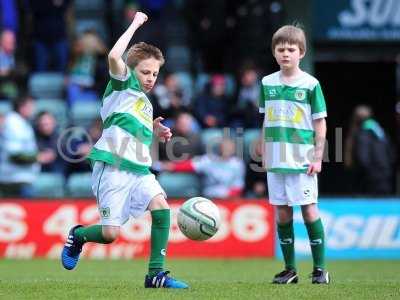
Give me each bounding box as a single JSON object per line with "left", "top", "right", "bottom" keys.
{"left": 273, "top": 42, "right": 304, "bottom": 71}
{"left": 134, "top": 57, "right": 161, "bottom": 93}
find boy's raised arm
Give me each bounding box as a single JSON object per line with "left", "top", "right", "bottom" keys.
{"left": 108, "top": 12, "right": 148, "bottom": 77}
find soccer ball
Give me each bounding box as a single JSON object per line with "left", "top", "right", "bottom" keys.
{"left": 177, "top": 197, "right": 221, "bottom": 241}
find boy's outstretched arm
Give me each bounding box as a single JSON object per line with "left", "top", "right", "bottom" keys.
{"left": 108, "top": 12, "right": 148, "bottom": 77}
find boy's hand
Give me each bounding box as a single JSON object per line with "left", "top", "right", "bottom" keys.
{"left": 154, "top": 117, "right": 172, "bottom": 143}
{"left": 132, "top": 12, "right": 148, "bottom": 29}
{"left": 307, "top": 161, "right": 322, "bottom": 176}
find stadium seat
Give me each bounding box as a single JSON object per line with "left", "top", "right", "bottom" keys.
{"left": 175, "top": 71, "right": 194, "bottom": 105}
{"left": 200, "top": 128, "right": 224, "bottom": 151}
{"left": 70, "top": 101, "right": 100, "bottom": 128}
{"left": 74, "top": 19, "right": 108, "bottom": 44}
{"left": 243, "top": 129, "right": 261, "bottom": 162}
{"left": 165, "top": 45, "right": 191, "bottom": 72}
{"left": 31, "top": 172, "right": 65, "bottom": 198}
{"left": 29, "top": 73, "right": 65, "bottom": 99}
{"left": 74, "top": 0, "right": 106, "bottom": 18}
{"left": 67, "top": 172, "right": 93, "bottom": 197}
{"left": 0, "top": 101, "right": 11, "bottom": 115}
{"left": 158, "top": 172, "right": 201, "bottom": 198}
{"left": 34, "top": 99, "right": 69, "bottom": 129}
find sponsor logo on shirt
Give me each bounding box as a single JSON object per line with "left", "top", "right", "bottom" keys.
{"left": 133, "top": 97, "right": 153, "bottom": 126}
{"left": 267, "top": 105, "right": 303, "bottom": 123}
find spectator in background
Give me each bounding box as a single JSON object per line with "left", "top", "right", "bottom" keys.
{"left": 67, "top": 31, "right": 108, "bottom": 106}
{"left": 231, "top": 65, "right": 262, "bottom": 128}
{"left": 245, "top": 137, "right": 266, "bottom": 198}
{"left": 344, "top": 105, "right": 394, "bottom": 195}
{"left": 27, "top": 0, "right": 72, "bottom": 72}
{"left": 65, "top": 118, "right": 102, "bottom": 176}
{"left": 158, "top": 112, "right": 202, "bottom": 161}
{"left": 195, "top": 74, "right": 230, "bottom": 128}
{"left": 0, "top": 29, "right": 18, "bottom": 99}
{"left": 35, "top": 111, "right": 65, "bottom": 174}
{"left": 0, "top": 95, "right": 39, "bottom": 197}
{"left": 161, "top": 138, "right": 245, "bottom": 198}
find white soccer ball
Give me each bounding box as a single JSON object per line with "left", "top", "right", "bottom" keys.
{"left": 177, "top": 197, "right": 221, "bottom": 241}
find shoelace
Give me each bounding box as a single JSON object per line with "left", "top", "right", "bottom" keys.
{"left": 65, "top": 234, "right": 82, "bottom": 256}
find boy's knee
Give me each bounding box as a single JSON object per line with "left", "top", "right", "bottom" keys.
{"left": 102, "top": 226, "right": 120, "bottom": 242}
{"left": 148, "top": 194, "right": 169, "bottom": 210}
{"left": 301, "top": 204, "right": 319, "bottom": 223}
{"left": 276, "top": 206, "right": 293, "bottom": 224}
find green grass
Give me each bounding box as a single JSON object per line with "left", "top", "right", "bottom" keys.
{"left": 1, "top": 259, "right": 399, "bottom": 299}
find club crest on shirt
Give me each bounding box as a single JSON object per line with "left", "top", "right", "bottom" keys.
{"left": 294, "top": 90, "right": 306, "bottom": 101}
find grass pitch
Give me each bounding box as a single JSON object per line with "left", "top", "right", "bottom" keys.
{"left": 1, "top": 259, "right": 399, "bottom": 299}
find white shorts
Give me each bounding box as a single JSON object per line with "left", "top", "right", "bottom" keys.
{"left": 91, "top": 162, "right": 167, "bottom": 226}
{"left": 267, "top": 172, "right": 318, "bottom": 206}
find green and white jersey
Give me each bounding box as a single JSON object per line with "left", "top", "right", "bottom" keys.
{"left": 259, "top": 71, "right": 327, "bottom": 173}
{"left": 88, "top": 68, "right": 153, "bottom": 175}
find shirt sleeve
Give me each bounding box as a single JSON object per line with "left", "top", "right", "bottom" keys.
{"left": 191, "top": 155, "right": 211, "bottom": 173}
{"left": 310, "top": 83, "right": 327, "bottom": 120}
{"left": 259, "top": 83, "right": 265, "bottom": 113}
{"left": 231, "top": 159, "right": 245, "bottom": 188}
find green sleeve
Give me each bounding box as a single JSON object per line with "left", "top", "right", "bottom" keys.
{"left": 310, "top": 83, "right": 327, "bottom": 117}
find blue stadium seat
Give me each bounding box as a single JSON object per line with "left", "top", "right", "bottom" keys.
{"left": 200, "top": 128, "right": 224, "bottom": 150}
{"left": 243, "top": 129, "right": 261, "bottom": 162}
{"left": 165, "top": 45, "right": 191, "bottom": 72}
{"left": 32, "top": 173, "right": 65, "bottom": 198}
{"left": 34, "top": 99, "right": 69, "bottom": 129}
{"left": 70, "top": 101, "right": 100, "bottom": 128}
{"left": 158, "top": 172, "right": 201, "bottom": 198}
{"left": 175, "top": 71, "right": 194, "bottom": 105}
{"left": 67, "top": 172, "right": 93, "bottom": 197}
{"left": 0, "top": 101, "right": 11, "bottom": 115}
{"left": 29, "top": 73, "right": 65, "bottom": 99}
{"left": 74, "top": 19, "right": 108, "bottom": 44}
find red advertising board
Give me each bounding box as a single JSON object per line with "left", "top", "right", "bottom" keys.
{"left": 0, "top": 199, "right": 275, "bottom": 259}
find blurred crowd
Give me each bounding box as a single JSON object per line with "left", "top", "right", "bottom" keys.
{"left": 0, "top": 0, "right": 397, "bottom": 198}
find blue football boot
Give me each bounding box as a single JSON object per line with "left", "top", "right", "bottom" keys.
{"left": 61, "top": 225, "right": 84, "bottom": 270}
{"left": 144, "top": 271, "right": 189, "bottom": 289}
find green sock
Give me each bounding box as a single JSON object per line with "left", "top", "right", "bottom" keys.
{"left": 148, "top": 209, "right": 170, "bottom": 276}
{"left": 305, "top": 218, "right": 325, "bottom": 269}
{"left": 277, "top": 221, "right": 296, "bottom": 271}
{"left": 74, "top": 225, "right": 111, "bottom": 244}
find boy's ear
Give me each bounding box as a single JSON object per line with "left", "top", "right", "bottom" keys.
{"left": 299, "top": 50, "right": 306, "bottom": 59}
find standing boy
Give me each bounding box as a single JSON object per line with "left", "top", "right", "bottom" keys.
{"left": 61, "top": 12, "right": 188, "bottom": 289}
{"left": 259, "top": 25, "right": 330, "bottom": 284}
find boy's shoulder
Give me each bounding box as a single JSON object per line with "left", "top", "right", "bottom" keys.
{"left": 300, "top": 71, "right": 320, "bottom": 87}
{"left": 261, "top": 71, "right": 280, "bottom": 85}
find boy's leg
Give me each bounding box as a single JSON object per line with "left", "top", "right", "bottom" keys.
{"left": 276, "top": 206, "right": 296, "bottom": 271}
{"left": 74, "top": 225, "right": 118, "bottom": 244}
{"left": 301, "top": 204, "right": 326, "bottom": 270}
{"left": 136, "top": 174, "right": 188, "bottom": 288}
{"left": 147, "top": 194, "right": 170, "bottom": 276}
{"left": 61, "top": 162, "right": 131, "bottom": 270}
{"left": 267, "top": 173, "right": 298, "bottom": 284}
{"left": 144, "top": 194, "right": 188, "bottom": 288}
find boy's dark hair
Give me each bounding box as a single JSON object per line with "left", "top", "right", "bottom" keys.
{"left": 126, "top": 42, "right": 165, "bottom": 68}
{"left": 271, "top": 25, "right": 307, "bottom": 54}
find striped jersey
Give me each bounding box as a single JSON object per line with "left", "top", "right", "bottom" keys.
{"left": 87, "top": 69, "right": 153, "bottom": 175}
{"left": 259, "top": 71, "right": 327, "bottom": 173}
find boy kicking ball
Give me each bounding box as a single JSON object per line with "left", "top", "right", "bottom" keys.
{"left": 61, "top": 12, "right": 188, "bottom": 289}
{"left": 259, "top": 25, "right": 330, "bottom": 284}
